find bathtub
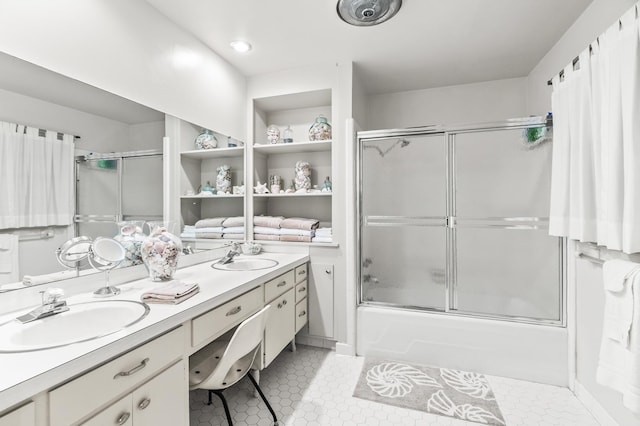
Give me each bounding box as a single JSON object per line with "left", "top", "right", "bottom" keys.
{"left": 357, "top": 305, "right": 569, "bottom": 386}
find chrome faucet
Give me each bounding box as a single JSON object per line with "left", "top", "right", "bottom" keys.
{"left": 216, "top": 242, "right": 241, "bottom": 264}
{"left": 16, "top": 288, "right": 69, "bottom": 324}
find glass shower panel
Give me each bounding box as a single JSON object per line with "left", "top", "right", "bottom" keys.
{"left": 455, "top": 227, "right": 561, "bottom": 321}
{"left": 76, "top": 159, "right": 119, "bottom": 219}
{"left": 361, "top": 226, "right": 447, "bottom": 310}
{"left": 361, "top": 134, "right": 446, "bottom": 218}
{"left": 454, "top": 129, "right": 552, "bottom": 218}
{"left": 121, "top": 156, "right": 163, "bottom": 220}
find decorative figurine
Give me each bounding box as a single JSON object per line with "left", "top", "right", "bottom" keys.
{"left": 202, "top": 181, "right": 216, "bottom": 194}
{"left": 254, "top": 181, "right": 270, "bottom": 194}
{"left": 216, "top": 165, "right": 232, "bottom": 194}
{"left": 322, "top": 176, "right": 332, "bottom": 192}
{"left": 267, "top": 125, "right": 280, "bottom": 144}
{"left": 294, "top": 161, "right": 311, "bottom": 191}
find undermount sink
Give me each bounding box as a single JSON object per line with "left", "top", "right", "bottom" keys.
{"left": 211, "top": 257, "right": 279, "bottom": 271}
{"left": 0, "top": 300, "right": 150, "bottom": 352}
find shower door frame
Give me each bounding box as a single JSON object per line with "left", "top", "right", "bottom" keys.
{"left": 74, "top": 149, "right": 164, "bottom": 235}
{"left": 356, "top": 117, "right": 566, "bottom": 327}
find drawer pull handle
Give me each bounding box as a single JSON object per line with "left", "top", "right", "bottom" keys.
{"left": 298, "top": 310, "right": 306, "bottom": 317}
{"left": 138, "top": 398, "right": 151, "bottom": 410}
{"left": 226, "top": 306, "right": 242, "bottom": 316}
{"left": 277, "top": 281, "right": 287, "bottom": 287}
{"left": 298, "top": 270, "right": 306, "bottom": 275}
{"left": 113, "top": 358, "right": 149, "bottom": 379}
{"left": 277, "top": 302, "right": 283, "bottom": 309}
{"left": 298, "top": 286, "right": 306, "bottom": 292}
{"left": 116, "top": 412, "right": 130, "bottom": 425}
{"left": 282, "top": 299, "right": 288, "bottom": 305}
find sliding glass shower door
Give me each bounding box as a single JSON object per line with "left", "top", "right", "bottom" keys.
{"left": 360, "top": 133, "right": 448, "bottom": 310}
{"left": 358, "top": 119, "right": 564, "bottom": 324}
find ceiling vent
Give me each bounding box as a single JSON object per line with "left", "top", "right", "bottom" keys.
{"left": 336, "top": 0, "right": 402, "bottom": 26}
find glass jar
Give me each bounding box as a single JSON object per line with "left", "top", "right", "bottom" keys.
{"left": 195, "top": 129, "right": 218, "bottom": 150}
{"left": 283, "top": 125, "right": 294, "bottom": 143}
{"left": 266, "top": 125, "right": 280, "bottom": 144}
{"left": 140, "top": 222, "right": 183, "bottom": 281}
{"left": 308, "top": 115, "right": 332, "bottom": 141}
{"left": 113, "top": 220, "right": 146, "bottom": 267}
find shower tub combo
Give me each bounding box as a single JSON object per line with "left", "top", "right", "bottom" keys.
{"left": 356, "top": 117, "right": 568, "bottom": 386}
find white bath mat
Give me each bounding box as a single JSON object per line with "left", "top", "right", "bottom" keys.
{"left": 353, "top": 359, "right": 506, "bottom": 425}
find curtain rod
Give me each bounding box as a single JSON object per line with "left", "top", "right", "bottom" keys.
{"left": 547, "top": 4, "right": 638, "bottom": 86}
{"left": 12, "top": 122, "right": 81, "bottom": 140}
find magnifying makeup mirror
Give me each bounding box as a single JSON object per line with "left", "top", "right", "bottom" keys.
{"left": 56, "top": 236, "right": 126, "bottom": 297}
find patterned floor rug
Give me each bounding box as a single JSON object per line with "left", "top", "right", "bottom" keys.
{"left": 353, "top": 359, "right": 506, "bottom": 425}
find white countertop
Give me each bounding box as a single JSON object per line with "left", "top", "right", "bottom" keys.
{"left": 0, "top": 252, "right": 308, "bottom": 412}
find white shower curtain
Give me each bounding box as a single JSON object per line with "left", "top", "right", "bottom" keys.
{"left": 549, "top": 3, "right": 640, "bottom": 254}
{"left": 0, "top": 122, "right": 74, "bottom": 229}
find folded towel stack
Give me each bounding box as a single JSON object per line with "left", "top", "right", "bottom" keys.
{"left": 253, "top": 216, "right": 284, "bottom": 241}
{"left": 141, "top": 280, "right": 200, "bottom": 304}
{"left": 192, "top": 217, "right": 245, "bottom": 239}
{"left": 222, "top": 216, "right": 245, "bottom": 240}
{"left": 253, "top": 216, "right": 320, "bottom": 242}
{"left": 180, "top": 225, "right": 196, "bottom": 239}
{"left": 312, "top": 227, "right": 332, "bottom": 243}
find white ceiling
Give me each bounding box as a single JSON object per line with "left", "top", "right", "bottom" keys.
{"left": 146, "top": 0, "right": 593, "bottom": 94}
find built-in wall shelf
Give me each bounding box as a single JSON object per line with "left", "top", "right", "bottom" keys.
{"left": 181, "top": 147, "right": 244, "bottom": 159}
{"left": 253, "top": 140, "right": 331, "bottom": 154}
{"left": 180, "top": 194, "right": 243, "bottom": 199}
{"left": 253, "top": 192, "right": 331, "bottom": 198}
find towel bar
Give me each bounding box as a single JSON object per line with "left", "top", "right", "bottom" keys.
{"left": 576, "top": 253, "right": 605, "bottom": 265}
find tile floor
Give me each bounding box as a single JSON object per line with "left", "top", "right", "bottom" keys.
{"left": 189, "top": 345, "right": 600, "bottom": 426}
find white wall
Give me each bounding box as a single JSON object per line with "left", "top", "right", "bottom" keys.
{"left": 0, "top": 0, "right": 246, "bottom": 141}
{"left": 366, "top": 77, "right": 527, "bottom": 129}
{"left": 526, "top": 0, "right": 640, "bottom": 424}
{"left": 526, "top": 0, "right": 638, "bottom": 115}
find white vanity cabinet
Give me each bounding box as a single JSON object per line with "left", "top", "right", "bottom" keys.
{"left": 82, "top": 361, "right": 185, "bottom": 426}
{"left": 0, "top": 402, "right": 34, "bottom": 426}
{"left": 263, "top": 270, "right": 295, "bottom": 367}
{"left": 49, "top": 327, "right": 186, "bottom": 426}
{"left": 294, "top": 263, "right": 309, "bottom": 333}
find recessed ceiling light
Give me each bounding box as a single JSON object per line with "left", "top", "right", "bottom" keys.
{"left": 230, "top": 40, "right": 252, "bottom": 53}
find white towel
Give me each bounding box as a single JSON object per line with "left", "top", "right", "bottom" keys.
{"left": 596, "top": 260, "right": 640, "bottom": 414}
{"left": 315, "top": 227, "right": 332, "bottom": 237}
{"left": 195, "top": 227, "right": 224, "bottom": 233}
{"left": 253, "top": 226, "right": 282, "bottom": 235}
{"left": 141, "top": 280, "right": 199, "bottom": 304}
{"left": 222, "top": 226, "right": 245, "bottom": 234}
{"left": 279, "top": 228, "right": 313, "bottom": 237}
{"left": 602, "top": 260, "right": 640, "bottom": 346}
{"left": 312, "top": 236, "right": 332, "bottom": 243}
{"left": 0, "top": 234, "right": 19, "bottom": 285}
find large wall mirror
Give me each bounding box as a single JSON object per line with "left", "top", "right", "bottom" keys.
{"left": 0, "top": 52, "right": 174, "bottom": 292}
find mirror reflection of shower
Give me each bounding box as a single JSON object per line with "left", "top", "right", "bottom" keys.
{"left": 363, "top": 138, "right": 411, "bottom": 157}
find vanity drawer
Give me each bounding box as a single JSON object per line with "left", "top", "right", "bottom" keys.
{"left": 295, "top": 299, "right": 308, "bottom": 333}
{"left": 192, "top": 286, "right": 262, "bottom": 348}
{"left": 264, "top": 270, "right": 294, "bottom": 302}
{"left": 294, "top": 263, "right": 308, "bottom": 283}
{"left": 0, "top": 401, "right": 35, "bottom": 426}
{"left": 49, "top": 327, "right": 184, "bottom": 426}
{"left": 295, "top": 280, "right": 308, "bottom": 303}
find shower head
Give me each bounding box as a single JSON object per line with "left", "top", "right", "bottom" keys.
{"left": 336, "top": 0, "right": 402, "bottom": 27}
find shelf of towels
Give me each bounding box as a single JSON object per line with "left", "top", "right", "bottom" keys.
{"left": 180, "top": 216, "right": 332, "bottom": 244}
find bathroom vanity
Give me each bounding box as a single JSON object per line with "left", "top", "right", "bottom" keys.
{"left": 0, "top": 252, "right": 308, "bottom": 425}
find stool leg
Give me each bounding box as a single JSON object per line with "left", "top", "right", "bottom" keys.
{"left": 212, "top": 390, "right": 233, "bottom": 426}
{"left": 247, "top": 373, "right": 278, "bottom": 425}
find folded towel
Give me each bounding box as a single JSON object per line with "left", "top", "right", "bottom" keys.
{"left": 602, "top": 260, "right": 640, "bottom": 346}
{"left": 195, "top": 217, "right": 226, "bottom": 228}
{"left": 279, "top": 228, "right": 314, "bottom": 237}
{"left": 253, "top": 226, "right": 282, "bottom": 235}
{"left": 141, "top": 280, "right": 199, "bottom": 304}
{"left": 315, "top": 227, "right": 332, "bottom": 237}
{"left": 222, "top": 226, "right": 245, "bottom": 234}
{"left": 280, "top": 235, "right": 312, "bottom": 243}
{"left": 312, "top": 236, "right": 333, "bottom": 243}
{"left": 223, "top": 234, "right": 244, "bottom": 240}
{"left": 195, "top": 226, "right": 224, "bottom": 233}
{"left": 195, "top": 232, "right": 223, "bottom": 239}
{"left": 254, "top": 234, "right": 280, "bottom": 241}
{"left": 180, "top": 233, "right": 196, "bottom": 239}
{"left": 183, "top": 225, "right": 196, "bottom": 231}
{"left": 280, "top": 217, "right": 319, "bottom": 231}
{"left": 222, "top": 216, "right": 244, "bottom": 227}
{"left": 254, "top": 216, "right": 284, "bottom": 228}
